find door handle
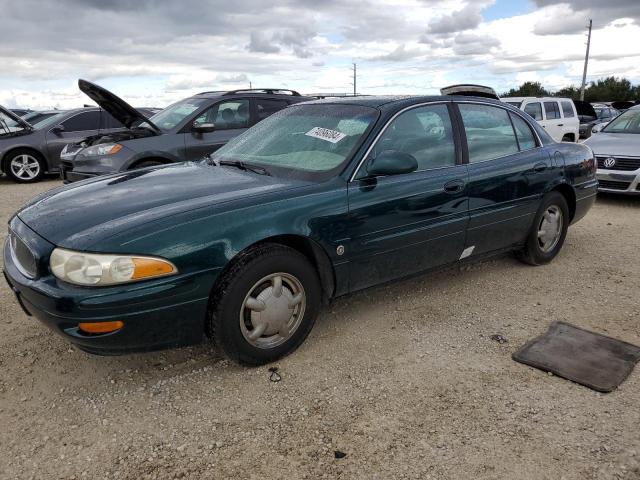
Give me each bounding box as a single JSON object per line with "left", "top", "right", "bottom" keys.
{"left": 533, "top": 162, "right": 547, "bottom": 173}
{"left": 443, "top": 179, "right": 465, "bottom": 194}
{"left": 558, "top": 123, "right": 564, "bottom": 127}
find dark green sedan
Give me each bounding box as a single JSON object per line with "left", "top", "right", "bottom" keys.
{"left": 3, "top": 95, "right": 597, "bottom": 364}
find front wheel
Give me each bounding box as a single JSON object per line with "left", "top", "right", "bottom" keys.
{"left": 208, "top": 244, "right": 321, "bottom": 365}
{"left": 4, "top": 149, "right": 45, "bottom": 183}
{"left": 518, "top": 191, "right": 569, "bottom": 266}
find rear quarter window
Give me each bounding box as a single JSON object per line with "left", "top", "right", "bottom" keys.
{"left": 561, "top": 101, "right": 575, "bottom": 118}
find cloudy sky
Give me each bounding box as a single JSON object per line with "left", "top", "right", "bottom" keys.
{"left": 1, "top": 0, "right": 639, "bottom": 109}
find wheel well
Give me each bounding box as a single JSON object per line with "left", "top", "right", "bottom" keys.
{"left": 552, "top": 183, "right": 576, "bottom": 221}
{"left": 212, "top": 235, "right": 336, "bottom": 305}
{"left": 1, "top": 147, "right": 46, "bottom": 173}
{"left": 562, "top": 133, "right": 575, "bottom": 142}
{"left": 128, "top": 157, "right": 171, "bottom": 169}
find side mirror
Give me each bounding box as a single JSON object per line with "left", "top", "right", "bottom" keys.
{"left": 192, "top": 122, "right": 216, "bottom": 134}
{"left": 51, "top": 124, "right": 65, "bottom": 135}
{"left": 367, "top": 150, "right": 418, "bottom": 177}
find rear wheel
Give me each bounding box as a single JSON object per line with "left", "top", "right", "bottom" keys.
{"left": 4, "top": 149, "right": 45, "bottom": 183}
{"left": 518, "top": 191, "right": 569, "bottom": 266}
{"left": 561, "top": 134, "right": 575, "bottom": 142}
{"left": 208, "top": 244, "right": 321, "bottom": 365}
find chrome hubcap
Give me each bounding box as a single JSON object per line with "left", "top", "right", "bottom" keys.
{"left": 537, "top": 205, "right": 563, "bottom": 253}
{"left": 10, "top": 154, "right": 40, "bottom": 180}
{"left": 240, "top": 273, "right": 306, "bottom": 349}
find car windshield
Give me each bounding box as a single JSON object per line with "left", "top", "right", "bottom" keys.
{"left": 209, "top": 103, "right": 379, "bottom": 181}
{"left": 602, "top": 109, "right": 640, "bottom": 134}
{"left": 144, "top": 98, "right": 209, "bottom": 132}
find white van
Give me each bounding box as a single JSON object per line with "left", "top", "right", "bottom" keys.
{"left": 502, "top": 97, "right": 579, "bottom": 142}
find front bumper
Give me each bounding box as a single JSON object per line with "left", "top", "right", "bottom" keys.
{"left": 3, "top": 229, "right": 220, "bottom": 355}
{"left": 596, "top": 168, "right": 640, "bottom": 195}
{"left": 60, "top": 161, "right": 105, "bottom": 184}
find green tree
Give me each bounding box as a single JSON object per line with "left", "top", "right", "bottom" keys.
{"left": 584, "top": 76, "right": 635, "bottom": 102}
{"left": 502, "top": 81, "right": 550, "bottom": 97}
{"left": 554, "top": 85, "right": 580, "bottom": 99}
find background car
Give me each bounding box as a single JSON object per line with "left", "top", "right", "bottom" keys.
{"left": 9, "top": 108, "right": 33, "bottom": 117}
{"left": 584, "top": 104, "right": 640, "bottom": 194}
{"left": 60, "top": 80, "right": 314, "bottom": 182}
{"left": 0, "top": 104, "right": 157, "bottom": 183}
{"left": 577, "top": 102, "right": 619, "bottom": 139}
{"left": 502, "top": 96, "right": 579, "bottom": 142}
{"left": 4, "top": 94, "right": 597, "bottom": 365}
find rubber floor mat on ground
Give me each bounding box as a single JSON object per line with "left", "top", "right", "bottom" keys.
{"left": 513, "top": 321, "right": 640, "bottom": 393}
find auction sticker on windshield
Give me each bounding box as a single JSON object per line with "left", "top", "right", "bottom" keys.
{"left": 305, "top": 127, "right": 346, "bottom": 144}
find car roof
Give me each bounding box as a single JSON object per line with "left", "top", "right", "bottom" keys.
{"left": 192, "top": 89, "right": 313, "bottom": 100}
{"left": 502, "top": 96, "right": 573, "bottom": 102}
{"left": 299, "top": 94, "right": 510, "bottom": 110}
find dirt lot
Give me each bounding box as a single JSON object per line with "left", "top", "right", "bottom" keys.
{"left": 0, "top": 177, "right": 639, "bottom": 480}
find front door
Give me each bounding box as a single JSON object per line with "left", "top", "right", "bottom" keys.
{"left": 347, "top": 103, "right": 469, "bottom": 292}
{"left": 183, "top": 99, "right": 251, "bottom": 161}
{"left": 45, "top": 110, "right": 101, "bottom": 171}
{"left": 457, "top": 102, "right": 556, "bottom": 256}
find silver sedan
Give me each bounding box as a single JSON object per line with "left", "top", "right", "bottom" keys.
{"left": 585, "top": 105, "right": 640, "bottom": 194}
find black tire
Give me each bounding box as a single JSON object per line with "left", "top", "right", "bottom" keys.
{"left": 518, "top": 191, "right": 569, "bottom": 266}
{"left": 3, "top": 149, "right": 45, "bottom": 183}
{"left": 132, "top": 160, "right": 164, "bottom": 169}
{"left": 208, "top": 243, "right": 321, "bottom": 365}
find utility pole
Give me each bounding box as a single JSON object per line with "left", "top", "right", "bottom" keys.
{"left": 580, "top": 19, "right": 592, "bottom": 101}
{"left": 249, "top": 81, "right": 252, "bottom": 89}
{"left": 353, "top": 63, "right": 357, "bottom": 96}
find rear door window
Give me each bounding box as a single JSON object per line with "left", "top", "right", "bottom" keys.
{"left": 510, "top": 113, "right": 537, "bottom": 151}
{"left": 61, "top": 111, "right": 101, "bottom": 132}
{"left": 458, "top": 104, "right": 519, "bottom": 162}
{"left": 523, "top": 102, "right": 543, "bottom": 121}
{"left": 561, "top": 101, "right": 575, "bottom": 118}
{"left": 544, "top": 101, "right": 561, "bottom": 120}
{"left": 256, "top": 99, "right": 289, "bottom": 121}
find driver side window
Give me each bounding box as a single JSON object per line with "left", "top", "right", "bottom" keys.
{"left": 373, "top": 104, "right": 456, "bottom": 171}
{"left": 194, "top": 100, "right": 250, "bottom": 130}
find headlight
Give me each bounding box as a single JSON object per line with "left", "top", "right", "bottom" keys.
{"left": 60, "top": 144, "right": 83, "bottom": 160}
{"left": 81, "top": 143, "right": 123, "bottom": 157}
{"left": 50, "top": 248, "right": 177, "bottom": 286}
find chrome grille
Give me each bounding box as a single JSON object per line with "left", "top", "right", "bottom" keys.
{"left": 597, "top": 156, "right": 640, "bottom": 171}
{"left": 9, "top": 230, "right": 38, "bottom": 278}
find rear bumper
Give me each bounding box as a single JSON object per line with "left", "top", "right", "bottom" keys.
{"left": 3, "top": 236, "right": 221, "bottom": 355}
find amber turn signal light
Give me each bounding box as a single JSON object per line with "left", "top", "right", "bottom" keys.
{"left": 78, "top": 320, "right": 124, "bottom": 334}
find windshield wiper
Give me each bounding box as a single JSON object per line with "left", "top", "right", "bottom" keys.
{"left": 219, "top": 159, "right": 271, "bottom": 176}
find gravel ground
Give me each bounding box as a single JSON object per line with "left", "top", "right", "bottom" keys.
{"left": 0, "top": 177, "right": 639, "bottom": 480}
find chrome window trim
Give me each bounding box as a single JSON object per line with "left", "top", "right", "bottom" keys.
{"left": 350, "top": 99, "right": 545, "bottom": 181}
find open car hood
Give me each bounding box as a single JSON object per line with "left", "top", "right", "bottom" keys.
{"left": 441, "top": 84, "right": 500, "bottom": 100}
{"left": 573, "top": 100, "right": 597, "bottom": 119}
{"left": 0, "top": 104, "right": 33, "bottom": 130}
{"left": 78, "top": 79, "right": 161, "bottom": 134}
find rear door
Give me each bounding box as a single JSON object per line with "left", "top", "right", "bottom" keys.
{"left": 542, "top": 100, "right": 563, "bottom": 141}
{"left": 183, "top": 99, "right": 251, "bottom": 160}
{"left": 559, "top": 100, "right": 578, "bottom": 141}
{"left": 45, "top": 110, "right": 101, "bottom": 171}
{"left": 347, "top": 103, "right": 469, "bottom": 291}
{"left": 457, "top": 102, "right": 554, "bottom": 256}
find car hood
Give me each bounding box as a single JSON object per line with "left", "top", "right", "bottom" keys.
{"left": 574, "top": 100, "right": 596, "bottom": 119}
{"left": 78, "top": 79, "right": 161, "bottom": 134}
{"left": 584, "top": 132, "right": 640, "bottom": 157}
{"left": 17, "top": 162, "right": 304, "bottom": 249}
{"left": 0, "top": 104, "right": 33, "bottom": 130}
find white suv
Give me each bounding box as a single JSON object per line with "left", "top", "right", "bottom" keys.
{"left": 502, "top": 97, "right": 579, "bottom": 142}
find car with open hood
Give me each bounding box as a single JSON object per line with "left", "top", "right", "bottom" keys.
{"left": 4, "top": 94, "right": 597, "bottom": 365}
{"left": 0, "top": 104, "right": 147, "bottom": 183}
{"left": 576, "top": 101, "right": 619, "bottom": 139}
{"left": 584, "top": 104, "right": 640, "bottom": 194}
{"left": 60, "top": 80, "right": 314, "bottom": 183}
